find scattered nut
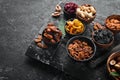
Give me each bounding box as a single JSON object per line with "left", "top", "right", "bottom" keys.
{"left": 34, "top": 34, "right": 48, "bottom": 49}
{"left": 52, "top": 4, "right": 62, "bottom": 17}
{"left": 93, "top": 22, "right": 105, "bottom": 30}
{"left": 55, "top": 4, "right": 61, "bottom": 12}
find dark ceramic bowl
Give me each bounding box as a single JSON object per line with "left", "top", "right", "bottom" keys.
{"left": 64, "top": 18, "right": 85, "bottom": 37}
{"left": 42, "top": 27, "right": 62, "bottom": 46}
{"left": 92, "top": 29, "right": 114, "bottom": 48}
{"left": 63, "top": 2, "right": 78, "bottom": 20}
{"left": 107, "top": 51, "right": 120, "bottom": 80}
{"left": 63, "top": 10, "right": 76, "bottom": 20}
{"left": 66, "top": 36, "right": 96, "bottom": 61}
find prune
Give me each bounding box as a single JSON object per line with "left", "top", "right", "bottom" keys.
{"left": 93, "top": 29, "right": 113, "bottom": 44}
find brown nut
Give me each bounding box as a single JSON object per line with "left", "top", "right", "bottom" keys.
{"left": 55, "top": 4, "right": 61, "bottom": 12}
{"left": 50, "top": 39, "right": 56, "bottom": 43}
{"left": 44, "top": 33, "right": 53, "bottom": 39}
{"left": 37, "top": 42, "right": 48, "bottom": 48}
{"left": 34, "top": 38, "right": 41, "bottom": 43}
{"left": 51, "top": 12, "right": 61, "bottom": 17}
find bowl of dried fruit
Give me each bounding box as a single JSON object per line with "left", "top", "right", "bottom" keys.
{"left": 66, "top": 36, "right": 96, "bottom": 61}
{"left": 42, "top": 23, "right": 62, "bottom": 46}
{"left": 107, "top": 51, "right": 120, "bottom": 80}
{"left": 64, "top": 2, "right": 78, "bottom": 19}
{"left": 76, "top": 4, "right": 96, "bottom": 23}
{"left": 92, "top": 29, "right": 114, "bottom": 48}
{"left": 65, "top": 18, "right": 85, "bottom": 36}
{"left": 105, "top": 15, "right": 120, "bottom": 34}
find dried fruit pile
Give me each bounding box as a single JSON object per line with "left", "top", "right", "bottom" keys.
{"left": 93, "top": 29, "right": 113, "bottom": 44}
{"left": 64, "top": 2, "right": 78, "bottom": 14}
{"left": 68, "top": 39, "right": 93, "bottom": 61}
{"left": 65, "top": 19, "right": 84, "bottom": 35}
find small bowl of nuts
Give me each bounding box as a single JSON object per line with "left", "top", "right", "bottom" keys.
{"left": 42, "top": 23, "right": 62, "bottom": 46}
{"left": 105, "top": 15, "right": 120, "bottom": 34}
{"left": 76, "top": 4, "right": 96, "bottom": 23}
{"left": 107, "top": 51, "right": 120, "bottom": 80}
{"left": 65, "top": 18, "right": 85, "bottom": 36}
{"left": 66, "top": 36, "right": 96, "bottom": 61}
{"left": 64, "top": 2, "right": 78, "bottom": 19}
{"left": 92, "top": 29, "right": 114, "bottom": 48}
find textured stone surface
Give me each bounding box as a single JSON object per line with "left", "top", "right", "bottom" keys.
{"left": 0, "top": 0, "right": 120, "bottom": 80}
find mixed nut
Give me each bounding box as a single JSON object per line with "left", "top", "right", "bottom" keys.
{"left": 109, "top": 55, "right": 120, "bottom": 79}
{"left": 42, "top": 23, "right": 62, "bottom": 45}
{"left": 106, "top": 15, "right": 120, "bottom": 31}
{"left": 93, "top": 22, "right": 106, "bottom": 30}
{"left": 68, "top": 39, "right": 93, "bottom": 61}
{"left": 65, "top": 19, "right": 85, "bottom": 35}
{"left": 76, "top": 4, "right": 96, "bottom": 21}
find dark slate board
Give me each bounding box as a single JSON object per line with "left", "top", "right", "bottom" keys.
{"left": 25, "top": 2, "right": 120, "bottom": 80}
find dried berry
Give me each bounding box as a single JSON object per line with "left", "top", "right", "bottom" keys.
{"left": 64, "top": 2, "right": 78, "bottom": 14}
{"left": 93, "top": 29, "right": 113, "bottom": 44}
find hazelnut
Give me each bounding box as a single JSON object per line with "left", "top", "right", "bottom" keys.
{"left": 110, "top": 60, "right": 116, "bottom": 65}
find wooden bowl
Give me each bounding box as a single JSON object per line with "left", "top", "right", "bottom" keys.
{"left": 105, "top": 15, "right": 120, "bottom": 34}
{"left": 92, "top": 29, "right": 114, "bottom": 48}
{"left": 107, "top": 51, "right": 120, "bottom": 80}
{"left": 76, "top": 4, "right": 96, "bottom": 23}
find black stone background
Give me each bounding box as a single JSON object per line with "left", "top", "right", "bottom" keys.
{"left": 0, "top": 0, "right": 120, "bottom": 80}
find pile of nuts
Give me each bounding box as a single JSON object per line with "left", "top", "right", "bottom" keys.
{"left": 52, "top": 4, "right": 62, "bottom": 17}
{"left": 34, "top": 34, "right": 48, "bottom": 48}
{"left": 65, "top": 19, "right": 85, "bottom": 35}
{"left": 76, "top": 4, "right": 96, "bottom": 21}
{"left": 93, "top": 22, "right": 106, "bottom": 30}
{"left": 42, "top": 23, "right": 62, "bottom": 45}
{"left": 109, "top": 55, "right": 120, "bottom": 79}
{"left": 106, "top": 17, "right": 120, "bottom": 31}
{"left": 68, "top": 39, "right": 93, "bottom": 61}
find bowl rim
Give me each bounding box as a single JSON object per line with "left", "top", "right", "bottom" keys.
{"left": 66, "top": 35, "right": 96, "bottom": 61}
{"left": 64, "top": 18, "right": 86, "bottom": 36}
{"left": 107, "top": 50, "right": 120, "bottom": 80}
